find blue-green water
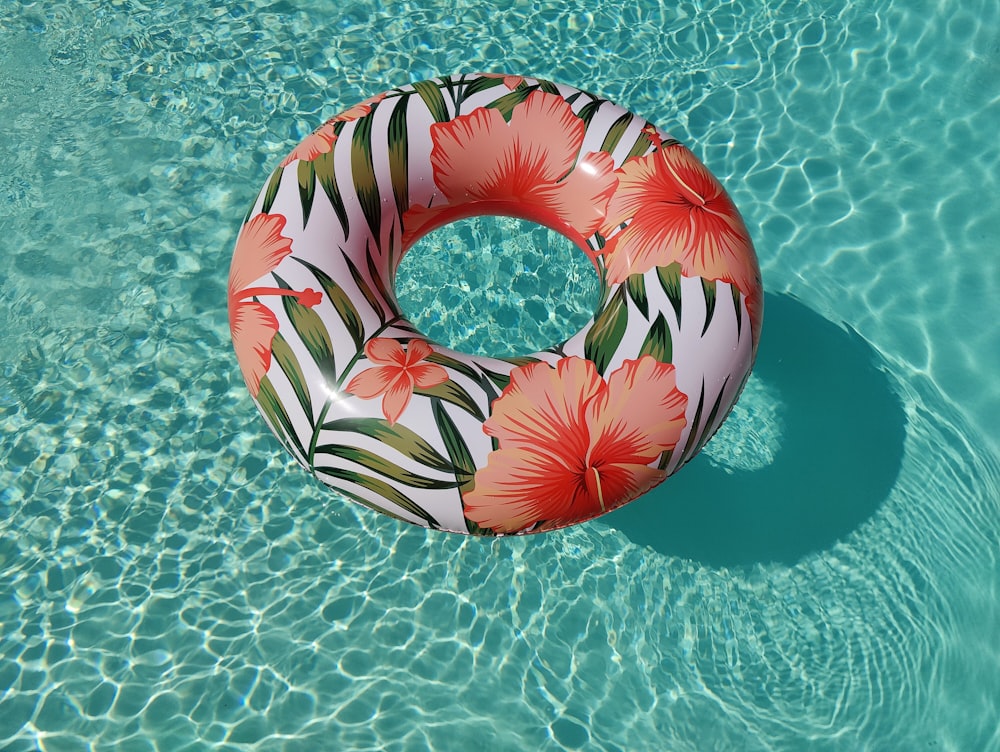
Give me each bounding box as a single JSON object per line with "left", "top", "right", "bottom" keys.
{"left": 2, "top": 1, "right": 999, "bottom": 750}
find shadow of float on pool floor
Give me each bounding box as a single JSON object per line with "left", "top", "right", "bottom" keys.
{"left": 605, "top": 293, "right": 906, "bottom": 569}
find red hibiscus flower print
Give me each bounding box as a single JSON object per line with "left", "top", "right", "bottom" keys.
{"left": 401, "top": 91, "right": 617, "bottom": 250}
{"left": 463, "top": 356, "right": 688, "bottom": 534}
{"left": 344, "top": 338, "right": 449, "bottom": 425}
{"left": 228, "top": 213, "right": 321, "bottom": 396}
{"left": 600, "top": 143, "right": 761, "bottom": 302}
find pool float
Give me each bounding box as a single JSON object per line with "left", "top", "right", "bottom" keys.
{"left": 227, "top": 73, "right": 762, "bottom": 535}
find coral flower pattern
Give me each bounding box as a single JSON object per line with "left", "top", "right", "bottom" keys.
{"left": 228, "top": 213, "right": 321, "bottom": 396}
{"left": 280, "top": 122, "right": 338, "bottom": 167}
{"left": 463, "top": 356, "right": 688, "bottom": 534}
{"left": 477, "top": 72, "right": 526, "bottom": 89}
{"left": 401, "top": 91, "right": 617, "bottom": 248}
{"left": 600, "top": 143, "right": 760, "bottom": 300}
{"left": 280, "top": 92, "right": 388, "bottom": 167}
{"left": 345, "top": 338, "right": 449, "bottom": 425}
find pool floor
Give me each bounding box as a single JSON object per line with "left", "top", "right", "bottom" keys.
{"left": 1, "top": 0, "right": 999, "bottom": 750}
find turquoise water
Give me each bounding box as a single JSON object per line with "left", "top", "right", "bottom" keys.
{"left": 2, "top": 0, "right": 999, "bottom": 750}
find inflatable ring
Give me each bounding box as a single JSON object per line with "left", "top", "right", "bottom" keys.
{"left": 228, "top": 73, "right": 763, "bottom": 536}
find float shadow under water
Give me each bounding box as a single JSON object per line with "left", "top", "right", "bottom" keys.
{"left": 606, "top": 293, "right": 906, "bottom": 568}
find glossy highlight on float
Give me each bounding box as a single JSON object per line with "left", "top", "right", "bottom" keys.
{"left": 227, "top": 73, "right": 763, "bottom": 536}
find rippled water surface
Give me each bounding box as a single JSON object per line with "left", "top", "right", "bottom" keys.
{"left": 2, "top": 1, "right": 998, "bottom": 750}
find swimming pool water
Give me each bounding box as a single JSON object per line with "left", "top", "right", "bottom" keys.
{"left": 1, "top": 0, "right": 998, "bottom": 750}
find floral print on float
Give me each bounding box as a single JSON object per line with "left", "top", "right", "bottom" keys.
{"left": 600, "top": 141, "right": 761, "bottom": 315}
{"left": 345, "top": 338, "right": 449, "bottom": 425}
{"left": 476, "top": 72, "right": 526, "bottom": 89}
{"left": 280, "top": 122, "right": 338, "bottom": 167}
{"left": 228, "top": 213, "right": 321, "bottom": 396}
{"left": 462, "top": 356, "right": 688, "bottom": 534}
{"left": 280, "top": 92, "right": 388, "bottom": 167}
{"left": 401, "top": 91, "right": 618, "bottom": 249}
{"left": 230, "top": 74, "right": 762, "bottom": 534}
